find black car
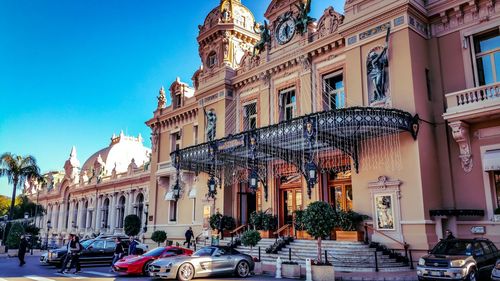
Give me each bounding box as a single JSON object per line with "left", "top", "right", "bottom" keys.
{"left": 417, "top": 238, "right": 500, "bottom": 281}
{"left": 46, "top": 237, "right": 147, "bottom": 267}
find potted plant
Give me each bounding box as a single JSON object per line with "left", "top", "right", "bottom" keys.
{"left": 151, "top": 230, "right": 167, "bottom": 247}
{"left": 241, "top": 230, "right": 262, "bottom": 274}
{"left": 335, "top": 209, "right": 365, "bottom": 242}
{"left": 250, "top": 211, "right": 277, "bottom": 238}
{"left": 303, "top": 201, "right": 335, "bottom": 281}
{"left": 281, "top": 260, "right": 301, "bottom": 278}
{"left": 293, "top": 209, "right": 312, "bottom": 239}
{"left": 222, "top": 215, "right": 236, "bottom": 238}
{"left": 493, "top": 207, "right": 500, "bottom": 222}
{"left": 124, "top": 214, "right": 141, "bottom": 237}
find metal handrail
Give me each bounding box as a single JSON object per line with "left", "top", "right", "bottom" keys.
{"left": 230, "top": 224, "right": 246, "bottom": 235}
{"left": 364, "top": 223, "right": 407, "bottom": 248}
{"left": 273, "top": 224, "right": 292, "bottom": 236}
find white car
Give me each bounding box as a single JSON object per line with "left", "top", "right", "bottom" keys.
{"left": 492, "top": 260, "right": 500, "bottom": 281}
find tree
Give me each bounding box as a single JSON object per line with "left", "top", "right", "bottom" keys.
{"left": 0, "top": 153, "right": 43, "bottom": 220}
{"left": 12, "top": 195, "right": 46, "bottom": 220}
{"left": 303, "top": 201, "right": 336, "bottom": 263}
{"left": 241, "top": 230, "right": 261, "bottom": 257}
{"left": 151, "top": 230, "right": 167, "bottom": 247}
{"left": 124, "top": 214, "right": 141, "bottom": 237}
{"left": 0, "top": 195, "right": 10, "bottom": 217}
{"left": 6, "top": 222, "right": 24, "bottom": 249}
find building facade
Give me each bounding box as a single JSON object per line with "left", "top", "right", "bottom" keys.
{"left": 25, "top": 133, "right": 151, "bottom": 245}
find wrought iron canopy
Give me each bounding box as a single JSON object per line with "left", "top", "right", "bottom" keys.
{"left": 171, "top": 107, "right": 419, "bottom": 177}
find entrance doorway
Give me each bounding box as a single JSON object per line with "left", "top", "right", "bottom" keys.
{"left": 238, "top": 183, "right": 256, "bottom": 226}
{"left": 328, "top": 171, "right": 353, "bottom": 211}
{"left": 279, "top": 175, "right": 303, "bottom": 227}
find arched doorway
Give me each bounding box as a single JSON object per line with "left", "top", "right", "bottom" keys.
{"left": 117, "top": 196, "right": 126, "bottom": 228}
{"left": 135, "top": 193, "right": 144, "bottom": 226}
{"left": 102, "top": 198, "right": 110, "bottom": 229}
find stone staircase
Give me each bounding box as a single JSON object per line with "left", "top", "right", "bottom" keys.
{"left": 196, "top": 238, "right": 411, "bottom": 273}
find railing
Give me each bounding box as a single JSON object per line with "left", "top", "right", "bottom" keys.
{"left": 364, "top": 223, "right": 413, "bottom": 270}
{"left": 230, "top": 224, "right": 247, "bottom": 245}
{"left": 445, "top": 82, "right": 500, "bottom": 114}
{"left": 273, "top": 224, "right": 292, "bottom": 240}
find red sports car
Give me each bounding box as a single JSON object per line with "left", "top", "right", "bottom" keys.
{"left": 113, "top": 246, "right": 193, "bottom": 275}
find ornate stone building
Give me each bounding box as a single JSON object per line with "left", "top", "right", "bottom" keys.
{"left": 25, "top": 133, "right": 151, "bottom": 244}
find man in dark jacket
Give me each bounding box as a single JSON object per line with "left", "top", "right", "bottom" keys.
{"left": 111, "top": 237, "right": 124, "bottom": 271}
{"left": 128, "top": 236, "right": 138, "bottom": 256}
{"left": 18, "top": 235, "right": 28, "bottom": 266}
{"left": 183, "top": 227, "right": 194, "bottom": 248}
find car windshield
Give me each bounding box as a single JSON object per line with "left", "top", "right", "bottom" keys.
{"left": 143, "top": 247, "right": 165, "bottom": 257}
{"left": 432, "top": 240, "right": 473, "bottom": 255}
{"left": 193, "top": 247, "right": 216, "bottom": 257}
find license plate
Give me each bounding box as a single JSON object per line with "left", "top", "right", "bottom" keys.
{"left": 430, "top": 271, "right": 443, "bottom": 277}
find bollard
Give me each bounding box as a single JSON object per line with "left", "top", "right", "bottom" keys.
{"left": 289, "top": 248, "right": 292, "bottom": 261}
{"left": 258, "top": 246, "right": 261, "bottom": 261}
{"left": 305, "top": 258, "right": 312, "bottom": 281}
{"left": 276, "top": 256, "right": 282, "bottom": 279}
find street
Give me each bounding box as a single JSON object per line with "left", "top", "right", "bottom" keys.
{"left": 0, "top": 255, "right": 294, "bottom": 281}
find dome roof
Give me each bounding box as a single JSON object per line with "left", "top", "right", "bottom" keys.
{"left": 81, "top": 132, "right": 151, "bottom": 176}
{"left": 201, "top": 0, "right": 256, "bottom": 33}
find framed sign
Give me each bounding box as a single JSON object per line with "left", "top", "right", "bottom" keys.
{"left": 470, "top": 226, "right": 486, "bottom": 234}
{"left": 374, "top": 194, "right": 395, "bottom": 230}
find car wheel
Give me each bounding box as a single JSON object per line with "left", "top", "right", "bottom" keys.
{"left": 142, "top": 261, "right": 153, "bottom": 276}
{"left": 177, "top": 263, "right": 195, "bottom": 281}
{"left": 236, "top": 261, "right": 250, "bottom": 278}
{"left": 466, "top": 269, "right": 477, "bottom": 281}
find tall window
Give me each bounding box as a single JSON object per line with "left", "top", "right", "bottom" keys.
{"left": 193, "top": 125, "right": 199, "bottom": 145}
{"left": 243, "top": 102, "right": 257, "bottom": 130}
{"left": 171, "top": 131, "right": 182, "bottom": 152}
{"left": 494, "top": 171, "right": 500, "bottom": 208}
{"left": 102, "top": 198, "right": 110, "bottom": 228}
{"left": 280, "top": 89, "right": 296, "bottom": 121}
{"left": 473, "top": 29, "right": 500, "bottom": 86}
{"left": 173, "top": 94, "right": 182, "bottom": 109}
{"left": 117, "top": 196, "right": 126, "bottom": 228}
{"left": 169, "top": 201, "right": 177, "bottom": 222}
{"left": 207, "top": 52, "right": 217, "bottom": 68}
{"left": 323, "top": 72, "right": 345, "bottom": 110}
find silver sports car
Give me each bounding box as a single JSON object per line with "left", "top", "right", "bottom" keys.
{"left": 148, "top": 246, "right": 255, "bottom": 280}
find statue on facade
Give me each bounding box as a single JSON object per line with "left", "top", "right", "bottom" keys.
{"left": 295, "top": 0, "right": 315, "bottom": 35}
{"left": 253, "top": 21, "right": 271, "bottom": 57}
{"left": 204, "top": 108, "right": 217, "bottom": 142}
{"left": 157, "top": 86, "right": 166, "bottom": 110}
{"left": 367, "top": 27, "right": 391, "bottom": 103}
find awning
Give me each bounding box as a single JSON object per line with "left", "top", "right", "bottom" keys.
{"left": 164, "top": 191, "right": 175, "bottom": 201}
{"left": 188, "top": 189, "right": 197, "bottom": 199}
{"left": 483, "top": 149, "right": 500, "bottom": 171}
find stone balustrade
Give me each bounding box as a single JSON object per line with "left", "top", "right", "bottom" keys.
{"left": 445, "top": 82, "right": 500, "bottom": 117}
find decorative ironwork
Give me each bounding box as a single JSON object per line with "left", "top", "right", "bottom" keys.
{"left": 171, "top": 107, "right": 419, "bottom": 200}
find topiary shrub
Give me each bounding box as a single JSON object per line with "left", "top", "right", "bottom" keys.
{"left": 6, "top": 222, "right": 24, "bottom": 249}
{"left": 209, "top": 213, "right": 223, "bottom": 230}
{"left": 223, "top": 215, "right": 236, "bottom": 231}
{"left": 335, "top": 209, "right": 365, "bottom": 231}
{"left": 124, "top": 214, "right": 141, "bottom": 237}
{"left": 240, "top": 230, "right": 261, "bottom": 257}
{"left": 151, "top": 230, "right": 167, "bottom": 247}
{"left": 250, "top": 211, "right": 277, "bottom": 231}
{"left": 293, "top": 210, "right": 306, "bottom": 231}
{"left": 303, "top": 201, "right": 336, "bottom": 264}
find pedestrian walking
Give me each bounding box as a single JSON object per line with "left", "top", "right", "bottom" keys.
{"left": 444, "top": 229, "right": 455, "bottom": 240}
{"left": 183, "top": 227, "right": 194, "bottom": 248}
{"left": 67, "top": 236, "right": 82, "bottom": 274}
{"left": 111, "top": 237, "right": 124, "bottom": 271}
{"left": 58, "top": 234, "right": 74, "bottom": 273}
{"left": 18, "top": 235, "right": 28, "bottom": 266}
{"left": 128, "top": 236, "right": 138, "bottom": 256}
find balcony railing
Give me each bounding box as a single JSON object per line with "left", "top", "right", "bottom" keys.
{"left": 444, "top": 82, "right": 500, "bottom": 119}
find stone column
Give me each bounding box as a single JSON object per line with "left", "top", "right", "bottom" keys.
{"left": 95, "top": 197, "right": 102, "bottom": 231}
{"left": 57, "top": 203, "right": 65, "bottom": 232}
{"left": 126, "top": 191, "right": 133, "bottom": 217}
{"left": 76, "top": 200, "right": 82, "bottom": 231}
{"left": 69, "top": 201, "right": 76, "bottom": 230}
{"left": 109, "top": 194, "right": 117, "bottom": 230}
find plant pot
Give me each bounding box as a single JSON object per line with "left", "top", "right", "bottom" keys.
{"left": 296, "top": 230, "right": 313, "bottom": 240}
{"left": 282, "top": 263, "right": 301, "bottom": 278}
{"left": 493, "top": 215, "right": 500, "bottom": 222}
{"left": 258, "top": 230, "right": 273, "bottom": 239}
{"left": 253, "top": 261, "right": 263, "bottom": 275}
{"left": 335, "top": 230, "right": 364, "bottom": 241}
{"left": 311, "top": 264, "right": 335, "bottom": 281}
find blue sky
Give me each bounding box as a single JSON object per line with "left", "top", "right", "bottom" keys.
{"left": 0, "top": 0, "right": 343, "bottom": 197}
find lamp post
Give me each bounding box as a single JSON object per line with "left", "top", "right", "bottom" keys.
{"left": 249, "top": 169, "right": 258, "bottom": 192}
{"left": 207, "top": 176, "right": 217, "bottom": 199}
{"left": 143, "top": 204, "right": 149, "bottom": 233}
{"left": 1, "top": 215, "right": 8, "bottom": 251}
{"left": 45, "top": 220, "right": 51, "bottom": 250}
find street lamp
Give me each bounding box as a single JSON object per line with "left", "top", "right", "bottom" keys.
{"left": 207, "top": 176, "right": 217, "bottom": 199}
{"left": 143, "top": 204, "right": 149, "bottom": 233}
{"left": 249, "top": 169, "right": 258, "bottom": 191}
{"left": 45, "top": 220, "right": 51, "bottom": 250}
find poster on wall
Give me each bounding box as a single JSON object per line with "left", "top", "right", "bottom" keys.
{"left": 375, "top": 194, "right": 395, "bottom": 230}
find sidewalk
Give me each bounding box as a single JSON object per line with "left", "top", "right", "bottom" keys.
{"left": 336, "top": 271, "right": 418, "bottom": 281}
{"left": 0, "top": 249, "right": 44, "bottom": 258}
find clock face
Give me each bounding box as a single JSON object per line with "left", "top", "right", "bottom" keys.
{"left": 276, "top": 17, "right": 296, "bottom": 45}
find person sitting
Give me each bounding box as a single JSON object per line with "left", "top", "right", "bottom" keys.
{"left": 444, "top": 229, "right": 455, "bottom": 240}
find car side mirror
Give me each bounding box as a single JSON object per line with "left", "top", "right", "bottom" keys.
{"left": 88, "top": 246, "right": 93, "bottom": 250}
{"left": 214, "top": 253, "right": 221, "bottom": 257}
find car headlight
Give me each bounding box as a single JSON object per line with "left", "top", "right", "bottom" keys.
{"left": 165, "top": 262, "right": 173, "bottom": 268}
{"left": 418, "top": 258, "right": 425, "bottom": 266}
{"left": 450, "top": 260, "right": 466, "bottom": 267}
{"left": 495, "top": 262, "right": 500, "bottom": 270}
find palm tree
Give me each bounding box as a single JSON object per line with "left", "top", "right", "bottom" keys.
{"left": 0, "top": 153, "right": 43, "bottom": 220}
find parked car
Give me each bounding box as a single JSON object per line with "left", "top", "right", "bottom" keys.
{"left": 417, "top": 238, "right": 499, "bottom": 281}
{"left": 45, "top": 237, "right": 148, "bottom": 267}
{"left": 39, "top": 252, "right": 50, "bottom": 265}
{"left": 113, "top": 246, "right": 193, "bottom": 276}
{"left": 491, "top": 259, "right": 500, "bottom": 280}
{"left": 148, "top": 246, "right": 254, "bottom": 281}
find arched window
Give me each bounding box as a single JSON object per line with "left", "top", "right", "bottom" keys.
{"left": 135, "top": 193, "right": 144, "bottom": 226}
{"left": 102, "top": 198, "right": 110, "bottom": 228}
{"left": 65, "top": 201, "right": 70, "bottom": 229}
{"left": 72, "top": 202, "right": 78, "bottom": 229}
{"left": 81, "top": 201, "right": 88, "bottom": 229}
{"left": 207, "top": 51, "right": 218, "bottom": 68}
{"left": 117, "top": 196, "right": 126, "bottom": 228}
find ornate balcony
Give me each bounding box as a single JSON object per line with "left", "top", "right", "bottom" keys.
{"left": 443, "top": 82, "right": 500, "bottom": 122}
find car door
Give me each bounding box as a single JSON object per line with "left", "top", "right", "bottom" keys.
{"left": 211, "top": 248, "right": 234, "bottom": 274}
{"left": 104, "top": 240, "right": 118, "bottom": 260}
{"left": 84, "top": 240, "right": 106, "bottom": 262}
{"left": 480, "top": 242, "right": 496, "bottom": 273}
{"left": 473, "top": 242, "right": 488, "bottom": 275}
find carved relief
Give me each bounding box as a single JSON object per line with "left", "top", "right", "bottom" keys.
{"left": 316, "top": 7, "right": 344, "bottom": 39}
{"left": 449, "top": 121, "right": 473, "bottom": 173}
